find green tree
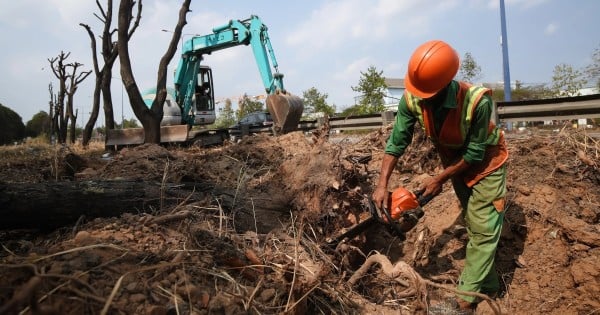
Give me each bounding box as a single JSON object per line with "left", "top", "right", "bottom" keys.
{"left": 236, "top": 94, "right": 264, "bottom": 120}
{"left": 302, "top": 87, "right": 335, "bottom": 117}
{"left": 457, "top": 52, "right": 482, "bottom": 83}
{"left": 116, "top": 118, "right": 140, "bottom": 129}
{"left": 585, "top": 45, "right": 600, "bottom": 89}
{"left": 25, "top": 111, "right": 51, "bottom": 138}
{"left": 491, "top": 81, "right": 552, "bottom": 102}
{"left": 551, "top": 63, "right": 587, "bottom": 97}
{"left": 339, "top": 104, "right": 363, "bottom": 117}
{"left": 214, "top": 98, "right": 236, "bottom": 128}
{"left": 351, "top": 65, "right": 387, "bottom": 115}
{"left": 0, "top": 103, "right": 26, "bottom": 145}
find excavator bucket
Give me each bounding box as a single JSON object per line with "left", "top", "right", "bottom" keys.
{"left": 266, "top": 92, "right": 304, "bottom": 134}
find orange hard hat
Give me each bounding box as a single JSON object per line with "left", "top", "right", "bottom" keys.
{"left": 388, "top": 187, "right": 420, "bottom": 220}
{"left": 404, "top": 40, "right": 460, "bottom": 99}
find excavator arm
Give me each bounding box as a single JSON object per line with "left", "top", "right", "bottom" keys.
{"left": 174, "top": 15, "right": 303, "bottom": 132}
{"left": 106, "top": 15, "right": 302, "bottom": 147}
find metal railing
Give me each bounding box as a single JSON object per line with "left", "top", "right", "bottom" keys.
{"left": 235, "top": 94, "right": 600, "bottom": 138}
{"left": 309, "top": 94, "right": 600, "bottom": 132}
{"left": 496, "top": 94, "right": 600, "bottom": 122}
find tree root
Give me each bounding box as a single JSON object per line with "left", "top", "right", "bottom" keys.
{"left": 348, "top": 253, "right": 502, "bottom": 315}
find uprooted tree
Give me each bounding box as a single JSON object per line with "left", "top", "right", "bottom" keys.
{"left": 48, "top": 51, "right": 92, "bottom": 144}
{"left": 117, "top": 0, "right": 191, "bottom": 143}
{"left": 80, "top": 0, "right": 131, "bottom": 146}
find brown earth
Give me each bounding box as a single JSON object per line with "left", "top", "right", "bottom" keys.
{"left": 0, "top": 126, "right": 599, "bottom": 315}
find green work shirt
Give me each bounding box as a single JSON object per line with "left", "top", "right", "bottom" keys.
{"left": 385, "top": 81, "right": 492, "bottom": 164}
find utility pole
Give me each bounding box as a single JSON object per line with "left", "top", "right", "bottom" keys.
{"left": 500, "top": 0, "right": 511, "bottom": 101}
{"left": 500, "top": 0, "right": 512, "bottom": 131}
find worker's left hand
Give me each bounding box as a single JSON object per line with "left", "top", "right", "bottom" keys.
{"left": 419, "top": 176, "right": 443, "bottom": 200}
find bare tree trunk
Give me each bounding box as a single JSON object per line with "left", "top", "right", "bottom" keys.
{"left": 83, "top": 79, "right": 102, "bottom": 145}
{"left": 102, "top": 68, "right": 116, "bottom": 130}
{"left": 117, "top": 0, "right": 191, "bottom": 144}
{"left": 48, "top": 83, "right": 57, "bottom": 143}
{"left": 81, "top": 0, "right": 120, "bottom": 146}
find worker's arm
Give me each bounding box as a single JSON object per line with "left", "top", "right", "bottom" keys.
{"left": 421, "top": 158, "right": 470, "bottom": 197}
{"left": 373, "top": 96, "right": 416, "bottom": 208}
{"left": 421, "top": 94, "right": 493, "bottom": 197}
{"left": 373, "top": 154, "right": 399, "bottom": 208}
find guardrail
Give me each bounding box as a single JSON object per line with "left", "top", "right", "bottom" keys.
{"left": 233, "top": 94, "right": 600, "bottom": 138}
{"left": 496, "top": 94, "right": 600, "bottom": 122}
{"left": 305, "top": 94, "right": 600, "bottom": 132}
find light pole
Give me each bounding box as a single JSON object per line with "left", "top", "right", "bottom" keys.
{"left": 500, "top": 0, "right": 511, "bottom": 102}
{"left": 121, "top": 80, "right": 124, "bottom": 129}
{"left": 499, "top": 0, "right": 513, "bottom": 131}
{"left": 112, "top": 76, "right": 125, "bottom": 129}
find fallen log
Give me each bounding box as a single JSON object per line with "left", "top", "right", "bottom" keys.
{"left": 0, "top": 180, "right": 212, "bottom": 230}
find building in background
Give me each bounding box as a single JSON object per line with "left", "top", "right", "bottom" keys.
{"left": 383, "top": 78, "right": 405, "bottom": 111}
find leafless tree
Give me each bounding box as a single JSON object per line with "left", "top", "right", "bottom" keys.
{"left": 117, "top": 0, "right": 191, "bottom": 143}
{"left": 80, "top": 0, "right": 136, "bottom": 146}
{"left": 48, "top": 52, "right": 69, "bottom": 143}
{"left": 65, "top": 62, "right": 92, "bottom": 143}
{"left": 48, "top": 52, "right": 91, "bottom": 144}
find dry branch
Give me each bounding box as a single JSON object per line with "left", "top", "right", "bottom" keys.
{"left": 348, "top": 253, "right": 502, "bottom": 315}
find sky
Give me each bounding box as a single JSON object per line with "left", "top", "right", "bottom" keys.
{"left": 0, "top": 0, "right": 599, "bottom": 125}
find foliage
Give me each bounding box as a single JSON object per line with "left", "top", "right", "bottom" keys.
{"left": 0, "top": 103, "right": 26, "bottom": 145}
{"left": 351, "top": 66, "right": 388, "bottom": 114}
{"left": 491, "top": 81, "right": 553, "bottom": 102}
{"left": 25, "top": 111, "right": 51, "bottom": 138}
{"left": 214, "top": 98, "right": 236, "bottom": 128}
{"left": 339, "top": 104, "right": 364, "bottom": 117}
{"left": 457, "top": 52, "right": 482, "bottom": 83}
{"left": 302, "top": 87, "right": 335, "bottom": 117}
{"left": 236, "top": 94, "right": 264, "bottom": 120}
{"left": 585, "top": 45, "right": 600, "bottom": 89}
{"left": 115, "top": 118, "right": 140, "bottom": 129}
{"left": 550, "top": 63, "right": 587, "bottom": 97}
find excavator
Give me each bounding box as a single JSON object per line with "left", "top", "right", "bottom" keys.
{"left": 106, "top": 15, "right": 303, "bottom": 146}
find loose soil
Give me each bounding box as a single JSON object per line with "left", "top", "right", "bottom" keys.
{"left": 0, "top": 126, "right": 599, "bottom": 315}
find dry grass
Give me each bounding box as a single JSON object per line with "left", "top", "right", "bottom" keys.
{"left": 0, "top": 139, "right": 106, "bottom": 159}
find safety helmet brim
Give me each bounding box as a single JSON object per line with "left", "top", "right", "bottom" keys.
{"left": 404, "top": 72, "right": 438, "bottom": 99}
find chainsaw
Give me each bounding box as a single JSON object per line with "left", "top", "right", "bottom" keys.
{"left": 326, "top": 188, "right": 433, "bottom": 249}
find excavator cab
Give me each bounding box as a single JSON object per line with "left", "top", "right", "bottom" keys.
{"left": 186, "top": 66, "right": 216, "bottom": 124}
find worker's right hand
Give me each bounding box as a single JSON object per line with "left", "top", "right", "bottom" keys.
{"left": 372, "top": 185, "right": 389, "bottom": 210}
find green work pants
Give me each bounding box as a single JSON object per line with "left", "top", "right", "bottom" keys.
{"left": 451, "top": 165, "right": 506, "bottom": 303}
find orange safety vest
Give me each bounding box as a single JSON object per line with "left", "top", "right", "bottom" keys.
{"left": 405, "top": 81, "right": 508, "bottom": 187}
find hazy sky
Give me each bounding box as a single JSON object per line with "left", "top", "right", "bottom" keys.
{"left": 1, "top": 0, "right": 598, "bottom": 124}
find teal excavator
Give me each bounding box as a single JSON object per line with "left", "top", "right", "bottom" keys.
{"left": 106, "top": 15, "right": 303, "bottom": 146}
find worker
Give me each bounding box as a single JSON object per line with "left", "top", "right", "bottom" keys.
{"left": 372, "top": 40, "right": 508, "bottom": 311}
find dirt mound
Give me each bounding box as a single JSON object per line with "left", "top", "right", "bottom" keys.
{"left": 1, "top": 128, "right": 599, "bottom": 314}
